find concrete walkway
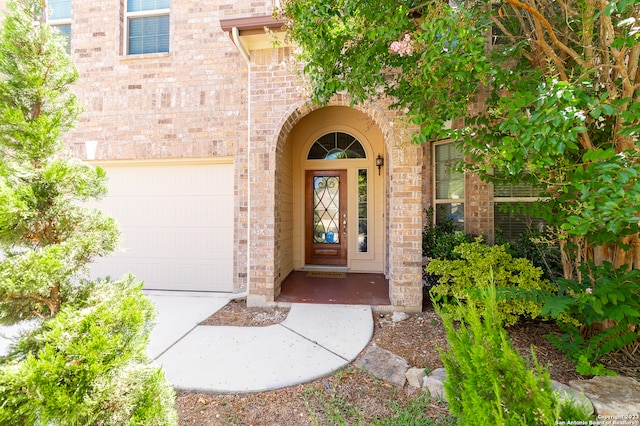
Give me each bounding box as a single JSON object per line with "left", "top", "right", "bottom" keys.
{"left": 146, "top": 292, "right": 230, "bottom": 360}
{"left": 0, "top": 293, "right": 374, "bottom": 394}
{"left": 146, "top": 293, "right": 374, "bottom": 394}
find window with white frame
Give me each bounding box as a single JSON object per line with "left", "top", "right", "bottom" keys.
{"left": 126, "top": 0, "right": 170, "bottom": 55}
{"left": 47, "top": 0, "right": 71, "bottom": 49}
{"left": 433, "top": 141, "right": 465, "bottom": 230}
{"left": 493, "top": 181, "right": 547, "bottom": 242}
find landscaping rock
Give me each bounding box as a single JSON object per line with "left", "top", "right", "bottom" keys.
{"left": 405, "top": 367, "right": 427, "bottom": 388}
{"left": 569, "top": 376, "right": 640, "bottom": 417}
{"left": 422, "top": 368, "right": 447, "bottom": 402}
{"left": 355, "top": 346, "right": 408, "bottom": 387}
{"left": 392, "top": 312, "right": 409, "bottom": 323}
{"left": 551, "top": 380, "right": 594, "bottom": 417}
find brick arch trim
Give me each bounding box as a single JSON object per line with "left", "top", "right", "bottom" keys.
{"left": 273, "top": 94, "right": 396, "bottom": 155}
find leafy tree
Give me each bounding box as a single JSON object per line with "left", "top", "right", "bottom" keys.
{"left": 0, "top": 0, "right": 118, "bottom": 323}
{"left": 279, "top": 0, "right": 640, "bottom": 283}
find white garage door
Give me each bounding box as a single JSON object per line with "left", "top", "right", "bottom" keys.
{"left": 88, "top": 162, "right": 234, "bottom": 293}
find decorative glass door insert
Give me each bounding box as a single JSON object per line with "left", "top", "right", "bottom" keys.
{"left": 305, "top": 170, "right": 347, "bottom": 265}
{"left": 313, "top": 176, "right": 341, "bottom": 243}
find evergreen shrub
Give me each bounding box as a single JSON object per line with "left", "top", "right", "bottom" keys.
{"left": 0, "top": 276, "right": 178, "bottom": 425}
{"left": 422, "top": 207, "right": 473, "bottom": 290}
{"left": 436, "top": 283, "right": 592, "bottom": 425}
{"left": 0, "top": 1, "right": 177, "bottom": 422}
{"left": 496, "top": 228, "right": 564, "bottom": 280}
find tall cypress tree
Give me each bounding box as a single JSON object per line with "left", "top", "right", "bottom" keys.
{"left": 0, "top": 0, "right": 118, "bottom": 323}
{"left": 0, "top": 3, "right": 177, "bottom": 423}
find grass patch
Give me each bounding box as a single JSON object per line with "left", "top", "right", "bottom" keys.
{"left": 372, "top": 393, "right": 456, "bottom": 426}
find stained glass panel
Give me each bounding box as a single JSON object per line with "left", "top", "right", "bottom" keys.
{"left": 313, "top": 176, "right": 340, "bottom": 244}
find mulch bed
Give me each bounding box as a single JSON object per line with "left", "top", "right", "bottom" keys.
{"left": 173, "top": 299, "right": 640, "bottom": 425}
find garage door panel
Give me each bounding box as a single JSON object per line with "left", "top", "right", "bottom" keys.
{"left": 114, "top": 228, "right": 234, "bottom": 259}
{"left": 90, "top": 259, "right": 233, "bottom": 293}
{"left": 99, "top": 197, "right": 232, "bottom": 228}
{"left": 88, "top": 163, "right": 234, "bottom": 292}
{"left": 104, "top": 166, "right": 233, "bottom": 197}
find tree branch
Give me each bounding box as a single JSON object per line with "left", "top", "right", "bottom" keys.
{"left": 504, "top": 0, "right": 583, "bottom": 67}
{"left": 3, "top": 291, "right": 56, "bottom": 318}
{"left": 489, "top": 13, "right": 534, "bottom": 63}
{"left": 598, "top": 5, "right": 637, "bottom": 101}
{"left": 407, "top": 2, "right": 432, "bottom": 15}
{"left": 530, "top": 14, "right": 570, "bottom": 80}
{"left": 578, "top": 132, "right": 595, "bottom": 151}
{"left": 628, "top": 43, "right": 640, "bottom": 95}
{"left": 581, "top": 0, "right": 596, "bottom": 70}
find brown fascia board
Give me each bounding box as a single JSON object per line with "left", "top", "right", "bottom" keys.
{"left": 219, "top": 15, "right": 286, "bottom": 33}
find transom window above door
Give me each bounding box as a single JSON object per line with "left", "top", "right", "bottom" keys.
{"left": 307, "top": 132, "right": 366, "bottom": 160}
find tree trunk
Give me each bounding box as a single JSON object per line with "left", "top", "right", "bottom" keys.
{"left": 563, "top": 232, "right": 640, "bottom": 333}
{"left": 560, "top": 232, "right": 639, "bottom": 283}
{"left": 48, "top": 282, "right": 61, "bottom": 317}
{"left": 631, "top": 233, "right": 640, "bottom": 270}
{"left": 593, "top": 234, "right": 639, "bottom": 271}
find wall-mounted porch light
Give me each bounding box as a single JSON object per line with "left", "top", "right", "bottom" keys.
{"left": 376, "top": 154, "right": 384, "bottom": 175}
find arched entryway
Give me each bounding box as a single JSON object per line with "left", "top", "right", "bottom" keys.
{"left": 246, "top": 95, "right": 424, "bottom": 312}
{"left": 275, "top": 106, "right": 388, "bottom": 304}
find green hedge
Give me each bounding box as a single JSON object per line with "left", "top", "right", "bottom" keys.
{"left": 426, "top": 239, "right": 555, "bottom": 326}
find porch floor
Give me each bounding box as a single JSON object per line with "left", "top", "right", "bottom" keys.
{"left": 276, "top": 271, "right": 391, "bottom": 306}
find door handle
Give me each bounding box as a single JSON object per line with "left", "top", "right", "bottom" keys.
{"left": 343, "top": 213, "right": 347, "bottom": 236}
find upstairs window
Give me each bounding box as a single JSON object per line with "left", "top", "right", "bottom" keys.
{"left": 47, "top": 0, "right": 71, "bottom": 50}
{"left": 127, "top": 0, "right": 170, "bottom": 55}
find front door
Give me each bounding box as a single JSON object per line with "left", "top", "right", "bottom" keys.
{"left": 305, "top": 170, "right": 347, "bottom": 265}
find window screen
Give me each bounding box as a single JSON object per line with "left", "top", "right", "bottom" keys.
{"left": 128, "top": 0, "right": 170, "bottom": 13}
{"left": 47, "top": 0, "right": 71, "bottom": 52}
{"left": 48, "top": 0, "right": 71, "bottom": 20}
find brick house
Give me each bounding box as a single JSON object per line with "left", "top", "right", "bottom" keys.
{"left": 3, "top": 0, "right": 519, "bottom": 312}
